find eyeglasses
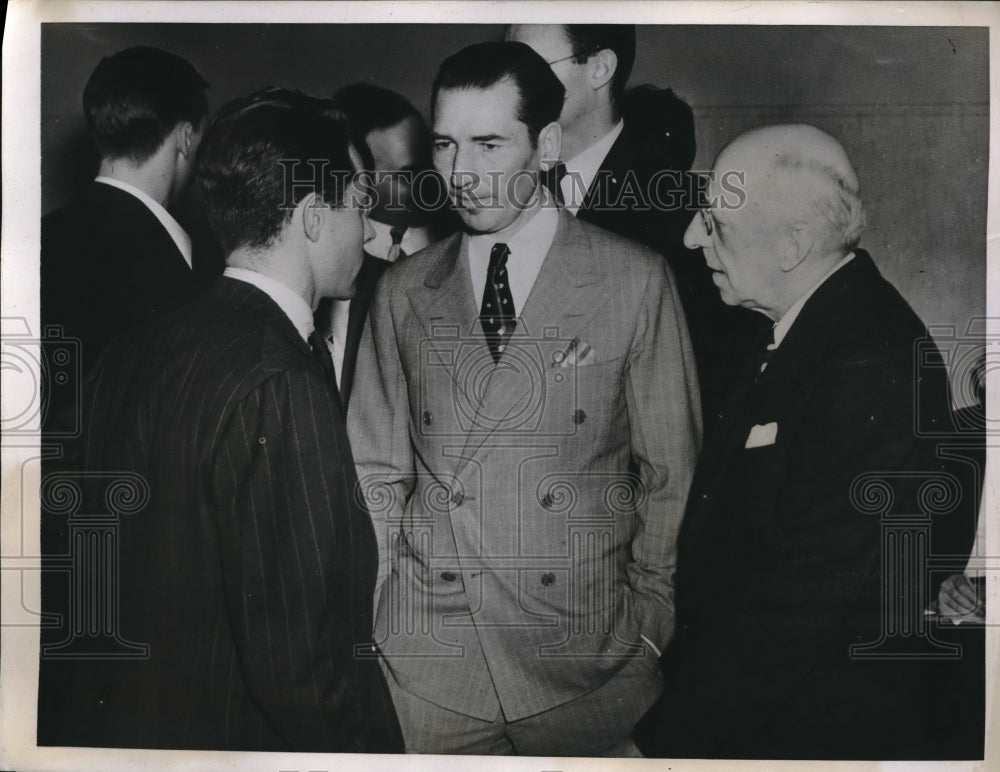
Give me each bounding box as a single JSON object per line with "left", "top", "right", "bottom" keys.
{"left": 699, "top": 208, "right": 715, "bottom": 236}
{"left": 545, "top": 54, "right": 578, "bottom": 66}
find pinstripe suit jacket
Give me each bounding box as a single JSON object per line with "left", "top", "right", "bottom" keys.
{"left": 53, "top": 277, "right": 402, "bottom": 752}
{"left": 348, "top": 210, "right": 702, "bottom": 721}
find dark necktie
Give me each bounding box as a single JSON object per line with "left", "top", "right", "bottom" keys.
{"left": 479, "top": 243, "right": 516, "bottom": 363}
{"left": 543, "top": 161, "right": 567, "bottom": 206}
{"left": 754, "top": 326, "right": 777, "bottom": 381}
{"left": 387, "top": 227, "right": 406, "bottom": 262}
{"left": 309, "top": 329, "right": 342, "bottom": 404}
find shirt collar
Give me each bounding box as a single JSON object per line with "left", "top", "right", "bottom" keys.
{"left": 94, "top": 176, "right": 193, "bottom": 267}
{"left": 561, "top": 119, "right": 625, "bottom": 214}
{"left": 771, "top": 252, "right": 856, "bottom": 349}
{"left": 368, "top": 218, "right": 434, "bottom": 261}
{"left": 467, "top": 192, "right": 558, "bottom": 264}
{"left": 223, "top": 266, "right": 315, "bottom": 343}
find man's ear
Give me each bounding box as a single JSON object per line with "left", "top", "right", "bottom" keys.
{"left": 779, "top": 224, "right": 815, "bottom": 272}
{"left": 587, "top": 49, "right": 617, "bottom": 92}
{"left": 538, "top": 121, "right": 562, "bottom": 169}
{"left": 175, "top": 121, "right": 196, "bottom": 158}
{"left": 299, "top": 192, "right": 326, "bottom": 244}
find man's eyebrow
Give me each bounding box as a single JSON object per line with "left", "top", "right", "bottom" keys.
{"left": 471, "top": 134, "right": 508, "bottom": 143}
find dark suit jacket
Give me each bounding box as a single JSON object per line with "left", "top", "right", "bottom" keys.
{"left": 574, "top": 117, "right": 769, "bottom": 423}
{"left": 635, "top": 251, "right": 981, "bottom": 759}
{"left": 41, "top": 181, "right": 222, "bottom": 383}
{"left": 41, "top": 278, "right": 402, "bottom": 752}
{"left": 314, "top": 252, "right": 390, "bottom": 407}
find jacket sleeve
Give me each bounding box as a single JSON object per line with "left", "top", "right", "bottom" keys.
{"left": 347, "top": 278, "right": 416, "bottom": 602}
{"left": 623, "top": 257, "right": 703, "bottom": 651}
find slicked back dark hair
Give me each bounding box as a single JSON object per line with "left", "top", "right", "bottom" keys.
{"left": 431, "top": 41, "right": 565, "bottom": 146}
{"left": 196, "top": 87, "right": 356, "bottom": 255}
{"left": 564, "top": 25, "right": 636, "bottom": 107}
{"left": 82, "top": 46, "right": 209, "bottom": 164}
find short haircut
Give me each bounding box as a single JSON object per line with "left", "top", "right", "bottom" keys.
{"left": 432, "top": 41, "right": 565, "bottom": 145}
{"left": 774, "top": 154, "right": 867, "bottom": 251}
{"left": 563, "top": 25, "right": 636, "bottom": 107}
{"left": 82, "top": 46, "right": 209, "bottom": 164}
{"left": 330, "top": 83, "right": 426, "bottom": 171}
{"left": 197, "top": 87, "right": 356, "bottom": 255}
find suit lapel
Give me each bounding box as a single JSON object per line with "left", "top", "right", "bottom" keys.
{"left": 459, "top": 212, "right": 611, "bottom": 461}
{"left": 579, "top": 127, "right": 631, "bottom": 216}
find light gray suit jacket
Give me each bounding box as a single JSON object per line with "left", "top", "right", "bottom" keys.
{"left": 348, "top": 210, "right": 701, "bottom": 721}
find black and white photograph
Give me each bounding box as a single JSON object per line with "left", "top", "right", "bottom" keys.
{"left": 1, "top": 1, "right": 996, "bottom": 770}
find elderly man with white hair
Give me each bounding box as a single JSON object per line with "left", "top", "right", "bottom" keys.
{"left": 635, "top": 124, "right": 979, "bottom": 760}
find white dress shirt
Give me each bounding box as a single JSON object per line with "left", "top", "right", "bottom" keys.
{"left": 467, "top": 200, "right": 559, "bottom": 316}
{"left": 94, "top": 176, "right": 193, "bottom": 268}
{"left": 223, "top": 266, "right": 314, "bottom": 343}
{"left": 560, "top": 120, "right": 625, "bottom": 216}
{"left": 366, "top": 219, "right": 435, "bottom": 262}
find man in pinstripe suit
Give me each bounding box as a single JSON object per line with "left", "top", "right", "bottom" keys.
{"left": 46, "top": 89, "right": 402, "bottom": 752}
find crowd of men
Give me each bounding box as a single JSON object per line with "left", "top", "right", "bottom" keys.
{"left": 38, "top": 26, "right": 983, "bottom": 760}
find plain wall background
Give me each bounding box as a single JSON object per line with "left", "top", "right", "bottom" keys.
{"left": 40, "top": 23, "right": 988, "bottom": 398}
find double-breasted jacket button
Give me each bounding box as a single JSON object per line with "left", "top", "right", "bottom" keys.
{"left": 441, "top": 571, "right": 457, "bottom": 582}
{"left": 540, "top": 493, "right": 554, "bottom": 509}
{"left": 422, "top": 410, "right": 433, "bottom": 426}
{"left": 572, "top": 409, "right": 587, "bottom": 425}
{"left": 540, "top": 572, "right": 556, "bottom": 587}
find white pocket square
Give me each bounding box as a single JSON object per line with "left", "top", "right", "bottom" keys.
{"left": 553, "top": 339, "right": 597, "bottom": 368}
{"left": 745, "top": 422, "right": 778, "bottom": 448}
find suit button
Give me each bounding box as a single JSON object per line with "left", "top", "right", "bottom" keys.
{"left": 541, "top": 572, "right": 556, "bottom": 587}
{"left": 700, "top": 492, "right": 710, "bottom": 502}
{"left": 441, "top": 571, "right": 457, "bottom": 582}
{"left": 422, "top": 411, "right": 433, "bottom": 426}
{"left": 716, "top": 412, "right": 725, "bottom": 421}
{"left": 451, "top": 490, "right": 464, "bottom": 506}
{"left": 572, "top": 409, "right": 587, "bottom": 425}
{"left": 541, "top": 493, "right": 554, "bottom": 509}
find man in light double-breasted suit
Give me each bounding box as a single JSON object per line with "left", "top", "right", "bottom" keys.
{"left": 348, "top": 41, "right": 701, "bottom": 756}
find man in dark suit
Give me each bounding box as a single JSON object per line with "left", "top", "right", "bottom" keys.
{"left": 507, "top": 23, "right": 767, "bottom": 423}
{"left": 39, "top": 89, "right": 402, "bottom": 752}
{"left": 349, "top": 41, "right": 700, "bottom": 756}
{"left": 315, "top": 84, "right": 451, "bottom": 404}
{"left": 41, "top": 47, "right": 222, "bottom": 402}
{"left": 634, "top": 124, "right": 981, "bottom": 759}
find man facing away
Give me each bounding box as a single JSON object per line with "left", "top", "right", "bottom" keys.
{"left": 634, "top": 124, "right": 981, "bottom": 760}
{"left": 507, "top": 23, "right": 769, "bottom": 426}
{"left": 41, "top": 46, "right": 222, "bottom": 390}
{"left": 40, "top": 88, "right": 403, "bottom": 752}
{"left": 348, "top": 41, "right": 701, "bottom": 756}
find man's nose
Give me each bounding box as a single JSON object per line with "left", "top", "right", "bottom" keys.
{"left": 362, "top": 211, "right": 376, "bottom": 244}
{"left": 449, "top": 147, "right": 479, "bottom": 191}
{"left": 684, "top": 211, "right": 710, "bottom": 250}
